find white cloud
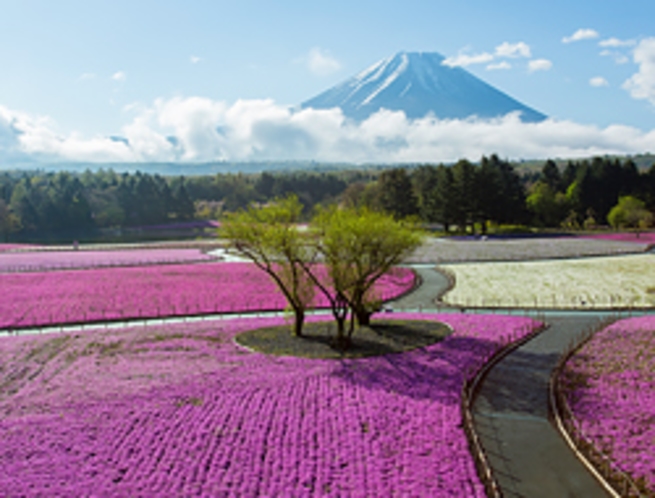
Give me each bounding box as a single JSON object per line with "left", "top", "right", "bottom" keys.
{"left": 442, "top": 52, "right": 494, "bottom": 67}
{"left": 562, "top": 28, "right": 600, "bottom": 44}
{"left": 305, "top": 47, "right": 341, "bottom": 76}
{"left": 487, "top": 61, "right": 512, "bottom": 71}
{"left": 528, "top": 59, "right": 553, "bottom": 72}
{"left": 112, "top": 71, "right": 127, "bottom": 82}
{"left": 495, "top": 41, "right": 531, "bottom": 58}
{"left": 589, "top": 76, "right": 609, "bottom": 87}
{"left": 600, "top": 50, "right": 630, "bottom": 64}
{"left": 190, "top": 56, "right": 202, "bottom": 64}
{"left": 3, "top": 99, "right": 655, "bottom": 165}
{"left": 0, "top": 105, "right": 135, "bottom": 162}
{"left": 623, "top": 38, "right": 655, "bottom": 105}
{"left": 599, "top": 37, "right": 636, "bottom": 48}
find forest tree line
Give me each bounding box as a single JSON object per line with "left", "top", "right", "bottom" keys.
{"left": 1, "top": 155, "right": 655, "bottom": 240}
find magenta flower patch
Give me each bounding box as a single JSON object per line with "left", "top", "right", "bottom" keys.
{"left": 578, "top": 232, "right": 655, "bottom": 244}
{"left": 0, "top": 313, "right": 538, "bottom": 496}
{"left": 0, "top": 263, "right": 415, "bottom": 329}
{"left": 561, "top": 316, "right": 655, "bottom": 494}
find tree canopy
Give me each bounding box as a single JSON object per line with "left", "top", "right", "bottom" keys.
{"left": 221, "top": 198, "right": 423, "bottom": 347}
{"left": 607, "top": 196, "right": 653, "bottom": 232}
{"left": 309, "top": 206, "right": 424, "bottom": 346}
{"left": 221, "top": 196, "right": 315, "bottom": 337}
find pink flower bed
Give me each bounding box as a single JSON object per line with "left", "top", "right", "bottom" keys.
{"left": 0, "top": 248, "right": 214, "bottom": 272}
{"left": 561, "top": 316, "right": 655, "bottom": 494}
{"left": 0, "top": 263, "right": 415, "bottom": 329}
{"left": 0, "top": 312, "right": 540, "bottom": 496}
{"left": 579, "top": 232, "right": 655, "bottom": 244}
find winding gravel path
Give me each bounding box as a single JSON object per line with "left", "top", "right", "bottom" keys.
{"left": 473, "top": 314, "right": 612, "bottom": 498}
{"left": 390, "top": 266, "right": 615, "bottom": 497}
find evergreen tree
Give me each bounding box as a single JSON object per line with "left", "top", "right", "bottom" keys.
{"left": 431, "top": 165, "right": 456, "bottom": 232}
{"left": 377, "top": 168, "right": 419, "bottom": 219}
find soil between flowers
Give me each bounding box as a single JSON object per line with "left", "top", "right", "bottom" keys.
{"left": 235, "top": 319, "right": 452, "bottom": 359}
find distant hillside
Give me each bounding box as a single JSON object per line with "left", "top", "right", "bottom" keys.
{"left": 2, "top": 153, "right": 654, "bottom": 177}
{"left": 512, "top": 153, "right": 655, "bottom": 175}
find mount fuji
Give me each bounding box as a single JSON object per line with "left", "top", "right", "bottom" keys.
{"left": 301, "top": 51, "right": 546, "bottom": 123}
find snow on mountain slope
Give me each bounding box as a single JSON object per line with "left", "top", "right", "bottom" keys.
{"left": 301, "top": 52, "right": 546, "bottom": 122}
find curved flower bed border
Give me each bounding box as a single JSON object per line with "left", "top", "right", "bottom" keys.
{"left": 549, "top": 317, "right": 644, "bottom": 498}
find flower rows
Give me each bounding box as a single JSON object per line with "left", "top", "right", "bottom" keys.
{"left": 0, "top": 248, "right": 215, "bottom": 272}
{"left": 560, "top": 316, "right": 655, "bottom": 494}
{"left": 0, "top": 263, "right": 415, "bottom": 329}
{"left": 0, "top": 312, "right": 539, "bottom": 496}
{"left": 441, "top": 253, "right": 655, "bottom": 309}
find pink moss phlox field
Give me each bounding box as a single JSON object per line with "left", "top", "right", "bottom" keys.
{"left": 0, "top": 312, "right": 539, "bottom": 496}
{"left": 0, "top": 248, "right": 215, "bottom": 272}
{"left": 0, "top": 263, "right": 415, "bottom": 329}
{"left": 579, "top": 232, "right": 655, "bottom": 244}
{"left": 561, "top": 316, "right": 655, "bottom": 493}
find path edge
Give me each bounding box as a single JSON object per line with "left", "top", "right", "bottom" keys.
{"left": 548, "top": 318, "right": 643, "bottom": 498}
{"left": 463, "top": 317, "right": 548, "bottom": 498}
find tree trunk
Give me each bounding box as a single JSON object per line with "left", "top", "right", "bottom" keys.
{"left": 293, "top": 307, "right": 305, "bottom": 337}
{"left": 334, "top": 315, "right": 350, "bottom": 349}
{"left": 355, "top": 307, "right": 372, "bottom": 326}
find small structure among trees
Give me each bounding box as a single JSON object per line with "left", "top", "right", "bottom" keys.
{"left": 221, "top": 195, "right": 423, "bottom": 348}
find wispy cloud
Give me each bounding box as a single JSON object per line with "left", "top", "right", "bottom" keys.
{"left": 495, "top": 41, "right": 531, "bottom": 58}
{"left": 442, "top": 52, "right": 494, "bottom": 67}
{"left": 112, "top": 71, "right": 127, "bottom": 82}
{"left": 528, "top": 59, "right": 553, "bottom": 72}
{"left": 304, "top": 47, "right": 341, "bottom": 76}
{"left": 599, "top": 37, "right": 636, "bottom": 48}
{"left": 487, "top": 61, "right": 512, "bottom": 71}
{"left": 562, "top": 28, "right": 599, "bottom": 44}
{"left": 190, "top": 55, "right": 202, "bottom": 64}
{"left": 623, "top": 38, "right": 655, "bottom": 106}
{"left": 590, "top": 76, "right": 609, "bottom": 87}
{"left": 79, "top": 73, "right": 96, "bottom": 81}
{"left": 600, "top": 50, "right": 630, "bottom": 64}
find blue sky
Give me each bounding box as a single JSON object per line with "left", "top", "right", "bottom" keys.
{"left": 1, "top": 0, "right": 654, "bottom": 164}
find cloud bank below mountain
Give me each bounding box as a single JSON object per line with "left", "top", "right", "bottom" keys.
{"left": 1, "top": 98, "right": 654, "bottom": 165}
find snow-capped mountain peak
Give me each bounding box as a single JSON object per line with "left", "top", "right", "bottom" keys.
{"left": 301, "top": 51, "right": 546, "bottom": 122}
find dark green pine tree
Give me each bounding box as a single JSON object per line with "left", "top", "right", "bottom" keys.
{"left": 172, "top": 182, "right": 195, "bottom": 221}
{"left": 431, "top": 165, "right": 456, "bottom": 232}
{"left": 377, "top": 168, "right": 419, "bottom": 219}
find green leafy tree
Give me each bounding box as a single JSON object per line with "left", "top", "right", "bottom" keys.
{"left": 607, "top": 196, "right": 653, "bottom": 234}
{"left": 526, "top": 182, "right": 570, "bottom": 227}
{"left": 221, "top": 196, "right": 315, "bottom": 336}
{"left": 308, "top": 206, "right": 423, "bottom": 347}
